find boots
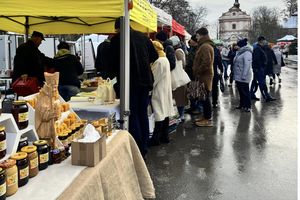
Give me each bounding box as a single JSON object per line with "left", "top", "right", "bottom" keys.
{"left": 159, "top": 117, "right": 170, "bottom": 144}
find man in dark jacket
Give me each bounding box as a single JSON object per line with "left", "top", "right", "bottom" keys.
{"left": 110, "top": 18, "right": 158, "bottom": 158}
{"left": 263, "top": 44, "right": 278, "bottom": 86}
{"left": 212, "top": 46, "right": 224, "bottom": 108}
{"left": 250, "top": 36, "right": 276, "bottom": 102}
{"left": 53, "top": 42, "right": 84, "bottom": 101}
{"left": 228, "top": 43, "right": 238, "bottom": 86}
{"left": 95, "top": 35, "right": 113, "bottom": 78}
{"left": 13, "top": 31, "right": 46, "bottom": 86}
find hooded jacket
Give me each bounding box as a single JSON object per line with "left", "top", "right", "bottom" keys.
{"left": 192, "top": 35, "right": 214, "bottom": 91}
{"left": 233, "top": 46, "right": 253, "bottom": 83}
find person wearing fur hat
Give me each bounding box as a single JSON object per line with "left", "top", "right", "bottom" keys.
{"left": 149, "top": 41, "right": 174, "bottom": 145}
{"left": 170, "top": 35, "right": 189, "bottom": 122}
{"left": 233, "top": 38, "right": 252, "bottom": 112}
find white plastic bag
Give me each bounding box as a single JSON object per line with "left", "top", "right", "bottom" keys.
{"left": 171, "top": 60, "right": 191, "bottom": 90}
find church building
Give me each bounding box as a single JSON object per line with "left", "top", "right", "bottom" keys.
{"left": 218, "top": 0, "right": 251, "bottom": 44}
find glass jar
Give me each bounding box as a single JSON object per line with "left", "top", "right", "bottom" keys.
{"left": 17, "top": 137, "right": 28, "bottom": 152}
{"left": 21, "top": 146, "right": 39, "bottom": 178}
{"left": 10, "top": 152, "right": 29, "bottom": 187}
{"left": 58, "top": 132, "right": 68, "bottom": 147}
{"left": 33, "top": 140, "right": 49, "bottom": 170}
{"left": 66, "top": 130, "right": 72, "bottom": 146}
{"left": 0, "top": 159, "right": 18, "bottom": 196}
{"left": 11, "top": 101, "right": 28, "bottom": 130}
{"left": 0, "top": 168, "right": 6, "bottom": 200}
{"left": 0, "top": 127, "right": 6, "bottom": 159}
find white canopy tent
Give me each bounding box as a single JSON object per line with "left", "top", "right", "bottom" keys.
{"left": 151, "top": 5, "right": 172, "bottom": 27}
{"left": 277, "top": 35, "right": 297, "bottom": 42}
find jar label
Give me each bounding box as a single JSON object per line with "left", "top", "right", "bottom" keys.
{"left": 39, "top": 153, "right": 49, "bottom": 164}
{"left": 19, "top": 166, "right": 29, "bottom": 179}
{"left": 0, "top": 182, "right": 6, "bottom": 196}
{"left": 18, "top": 112, "right": 28, "bottom": 123}
{"left": 0, "top": 140, "right": 6, "bottom": 151}
{"left": 30, "top": 157, "right": 39, "bottom": 169}
{"left": 7, "top": 173, "right": 18, "bottom": 187}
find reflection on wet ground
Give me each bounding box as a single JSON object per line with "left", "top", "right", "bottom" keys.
{"left": 146, "top": 67, "right": 297, "bottom": 200}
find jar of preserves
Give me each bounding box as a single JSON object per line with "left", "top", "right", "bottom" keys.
{"left": 33, "top": 140, "right": 49, "bottom": 170}
{"left": 21, "top": 146, "right": 39, "bottom": 178}
{"left": 10, "top": 152, "right": 29, "bottom": 187}
{"left": 0, "top": 127, "right": 6, "bottom": 159}
{"left": 58, "top": 132, "right": 68, "bottom": 146}
{"left": 0, "top": 167, "right": 6, "bottom": 200}
{"left": 17, "top": 137, "right": 28, "bottom": 152}
{"left": 11, "top": 101, "right": 28, "bottom": 130}
{"left": 0, "top": 159, "right": 18, "bottom": 196}
{"left": 66, "top": 130, "right": 72, "bottom": 146}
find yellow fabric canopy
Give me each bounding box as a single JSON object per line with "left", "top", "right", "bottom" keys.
{"left": 0, "top": 0, "right": 157, "bottom": 34}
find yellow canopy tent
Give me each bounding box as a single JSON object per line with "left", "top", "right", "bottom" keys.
{"left": 0, "top": 0, "right": 157, "bottom": 34}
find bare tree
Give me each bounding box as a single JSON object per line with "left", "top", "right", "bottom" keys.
{"left": 282, "top": 0, "right": 297, "bottom": 18}
{"left": 249, "top": 6, "right": 286, "bottom": 43}
{"left": 150, "top": 0, "right": 207, "bottom": 34}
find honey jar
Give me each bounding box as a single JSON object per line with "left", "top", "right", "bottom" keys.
{"left": 58, "top": 132, "right": 68, "bottom": 147}
{"left": 11, "top": 101, "right": 28, "bottom": 130}
{"left": 10, "top": 152, "right": 29, "bottom": 187}
{"left": 33, "top": 140, "right": 49, "bottom": 170}
{"left": 17, "top": 137, "right": 28, "bottom": 152}
{"left": 0, "top": 167, "right": 6, "bottom": 200}
{"left": 21, "top": 146, "right": 39, "bottom": 178}
{"left": 0, "top": 159, "right": 18, "bottom": 196}
{"left": 0, "top": 127, "right": 6, "bottom": 159}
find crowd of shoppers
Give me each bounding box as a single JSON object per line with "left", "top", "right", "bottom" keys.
{"left": 12, "top": 22, "right": 286, "bottom": 159}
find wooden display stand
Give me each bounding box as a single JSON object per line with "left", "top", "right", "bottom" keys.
{"left": 0, "top": 113, "right": 39, "bottom": 162}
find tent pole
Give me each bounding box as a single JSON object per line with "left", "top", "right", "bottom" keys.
{"left": 120, "top": 0, "right": 130, "bottom": 130}
{"left": 25, "top": 16, "right": 29, "bottom": 42}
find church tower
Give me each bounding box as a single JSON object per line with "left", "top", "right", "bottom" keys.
{"left": 218, "top": 0, "right": 251, "bottom": 44}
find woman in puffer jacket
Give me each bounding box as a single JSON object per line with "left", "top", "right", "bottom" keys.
{"left": 149, "top": 41, "right": 174, "bottom": 146}
{"left": 233, "top": 38, "right": 253, "bottom": 112}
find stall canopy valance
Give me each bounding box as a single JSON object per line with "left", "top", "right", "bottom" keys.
{"left": 0, "top": 0, "right": 157, "bottom": 34}
{"left": 172, "top": 19, "right": 185, "bottom": 37}
{"left": 151, "top": 5, "right": 172, "bottom": 27}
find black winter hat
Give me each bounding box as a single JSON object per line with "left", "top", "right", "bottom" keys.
{"left": 196, "top": 27, "right": 208, "bottom": 36}
{"left": 257, "top": 36, "right": 266, "bottom": 42}
{"left": 156, "top": 31, "right": 168, "bottom": 42}
{"left": 237, "top": 38, "right": 248, "bottom": 47}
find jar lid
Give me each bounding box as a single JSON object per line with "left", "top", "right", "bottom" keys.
{"left": 11, "top": 152, "right": 28, "bottom": 160}
{"left": 33, "top": 140, "right": 47, "bottom": 146}
{"left": 0, "top": 126, "right": 5, "bottom": 132}
{"left": 19, "top": 137, "right": 28, "bottom": 142}
{"left": 21, "top": 145, "right": 37, "bottom": 153}
{"left": 0, "top": 159, "right": 16, "bottom": 168}
{"left": 13, "top": 100, "right": 27, "bottom": 105}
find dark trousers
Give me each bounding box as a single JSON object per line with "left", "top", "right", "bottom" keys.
{"left": 212, "top": 76, "right": 219, "bottom": 106}
{"left": 129, "top": 87, "right": 150, "bottom": 157}
{"left": 222, "top": 60, "right": 229, "bottom": 79}
{"left": 236, "top": 81, "right": 251, "bottom": 109}
{"left": 250, "top": 70, "right": 271, "bottom": 99}
{"left": 200, "top": 91, "right": 212, "bottom": 119}
{"left": 151, "top": 117, "right": 170, "bottom": 143}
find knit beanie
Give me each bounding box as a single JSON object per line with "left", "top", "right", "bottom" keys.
{"left": 152, "top": 41, "right": 166, "bottom": 57}
{"left": 237, "top": 38, "right": 248, "bottom": 48}
{"left": 155, "top": 31, "right": 168, "bottom": 42}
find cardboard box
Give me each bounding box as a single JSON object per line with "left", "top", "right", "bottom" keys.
{"left": 71, "top": 133, "right": 106, "bottom": 167}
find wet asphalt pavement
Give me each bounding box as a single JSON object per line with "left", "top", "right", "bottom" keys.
{"left": 146, "top": 63, "right": 298, "bottom": 200}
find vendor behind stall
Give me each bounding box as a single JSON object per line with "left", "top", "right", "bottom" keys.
{"left": 13, "top": 31, "right": 46, "bottom": 86}
{"left": 53, "top": 41, "right": 84, "bottom": 101}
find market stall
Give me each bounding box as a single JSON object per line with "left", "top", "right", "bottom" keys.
{"left": 0, "top": 0, "right": 157, "bottom": 199}
{"left": 152, "top": 5, "right": 172, "bottom": 35}
{"left": 171, "top": 19, "right": 185, "bottom": 38}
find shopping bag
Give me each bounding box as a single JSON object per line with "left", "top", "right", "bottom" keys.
{"left": 12, "top": 76, "right": 40, "bottom": 96}
{"left": 96, "top": 78, "right": 116, "bottom": 103}
{"left": 187, "top": 79, "right": 207, "bottom": 101}
{"left": 171, "top": 60, "right": 191, "bottom": 90}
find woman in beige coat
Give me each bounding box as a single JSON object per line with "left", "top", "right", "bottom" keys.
{"left": 170, "top": 36, "right": 189, "bottom": 122}
{"left": 193, "top": 27, "right": 214, "bottom": 127}
{"left": 149, "top": 41, "right": 174, "bottom": 145}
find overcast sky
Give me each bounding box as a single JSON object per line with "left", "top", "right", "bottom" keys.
{"left": 187, "top": 0, "right": 286, "bottom": 38}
